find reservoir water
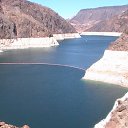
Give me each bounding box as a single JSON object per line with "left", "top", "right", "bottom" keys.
{"left": 0, "top": 36, "right": 127, "bottom": 128}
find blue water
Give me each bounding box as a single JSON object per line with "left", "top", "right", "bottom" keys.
{"left": 0, "top": 36, "right": 127, "bottom": 128}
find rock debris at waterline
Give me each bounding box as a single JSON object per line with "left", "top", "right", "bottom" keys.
{"left": 82, "top": 50, "right": 128, "bottom": 87}
{"left": 94, "top": 92, "right": 128, "bottom": 128}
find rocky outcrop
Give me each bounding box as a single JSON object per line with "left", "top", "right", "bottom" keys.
{"left": 69, "top": 5, "right": 128, "bottom": 32}
{"left": 94, "top": 92, "right": 128, "bottom": 128}
{"left": 0, "top": 0, "right": 76, "bottom": 39}
{"left": 0, "top": 122, "right": 30, "bottom": 128}
{"left": 0, "top": 4, "right": 16, "bottom": 39}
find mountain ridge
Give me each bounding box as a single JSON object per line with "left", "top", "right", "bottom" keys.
{"left": 0, "top": 0, "right": 76, "bottom": 39}
{"left": 69, "top": 5, "right": 128, "bottom": 32}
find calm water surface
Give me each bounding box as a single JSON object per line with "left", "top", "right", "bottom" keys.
{"left": 0, "top": 36, "right": 127, "bottom": 128}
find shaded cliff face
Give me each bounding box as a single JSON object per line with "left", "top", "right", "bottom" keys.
{"left": 69, "top": 5, "right": 128, "bottom": 32}
{"left": 87, "top": 10, "right": 128, "bottom": 32}
{"left": 0, "top": 0, "right": 76, "bottom": 39}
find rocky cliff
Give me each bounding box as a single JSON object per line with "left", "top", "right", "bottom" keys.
{"left": 69, "top": 5, "right": 128, "bottom": 32}
{"left": 0, "top": 4, "right": 16, "bottom": 39}
{"left": 0, "top": 0, "right": 76, "bottom": 39}
{"left": 94, "top": 92, "right": 128, "bottom": 128}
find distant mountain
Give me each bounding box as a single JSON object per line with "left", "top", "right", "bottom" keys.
{"left": 69, "top": 5, "right": 128, "bottom": 32}
{"left": 0, "top": 0, "right": 76, "bottom": 39}
{"left": 87, "top": 10, "right": 128, "bottom": 32}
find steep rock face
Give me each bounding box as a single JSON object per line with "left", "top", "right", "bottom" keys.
{"left": 0, "top": 0, "right": 76, "bottom": 39}
{"left": 94, "top": 92, "right": 128, "bottom": 128}
{"left": 0, "top": 4, "right": 16, "bottom": 39}
{"left": 87, "top": 10, "right": 128, "bottom": 32}
{"left": 69, "top": 5, "right": 128, "bottom": 32}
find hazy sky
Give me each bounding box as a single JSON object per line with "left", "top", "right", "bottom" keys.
{"left": 30, "top": 0, "right": 128, "bottom": 19}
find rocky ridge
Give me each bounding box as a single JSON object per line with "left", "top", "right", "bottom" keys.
{"left": 87, "top": 10, "right": 128, "bottom": 32}
{"left": 0, "top": 0, "right": 76, "bottom": 39}
{"left": 69, "top": 5, "right": 128, "bottom": 32}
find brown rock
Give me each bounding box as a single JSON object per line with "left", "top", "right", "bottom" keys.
{"left": 0, "top": 122, "right": 5, "bottom": 126}
{"left": 105, "top": 97, "right": 128, "bottom": 128}
{"left": 22, "top": 125, "right": 30, "bottom": 128}
{"left": 69, "top": 5, "right": 128, "bottom": 32}
{"left": 0, "top": 0, "right": 76, "bottom": 39}
{"left": 117, "top": 105, "right": 126, "bottom": 112}
{"left": 108, "top": 33, "right": 128, "bottom": 51}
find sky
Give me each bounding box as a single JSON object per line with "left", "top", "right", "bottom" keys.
{"left": 30, "top": 0, "right": 128, "bottom": 19}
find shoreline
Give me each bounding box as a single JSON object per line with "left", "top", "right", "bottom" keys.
{"left": 0, "top": 37, "right": 59, "bottom": 50}
{"left": 94, "top": 92, "right": 128, "bottom": 128}
{"left": 82, "top": 50, "right": 128, "bottom": 88}
{"left": 81, "top": 32, "right": 122, "bottom": 36}
{"left": 0, "top": 33, "right": 81, "bottom": 51}
{"left": 53, "top": 33, "right": 81, "bottom": 40}
{"left": 0, "top": 32, "right": 122, "bottom": 51}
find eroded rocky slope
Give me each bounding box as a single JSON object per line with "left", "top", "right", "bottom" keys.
{"left": 69, "top": 5, "right": 128, "bottom": 32}
{"left": 94, "top": 92, "right": 128, "bottom": 128}
{"left": 0, "top": 0, "right": 76, "bottom": 39}
{"left": 87, "top": 10, "right": 128, "bottom": 32}
{"left": 108, "top": 33, "right": 128, "bottom": 51}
